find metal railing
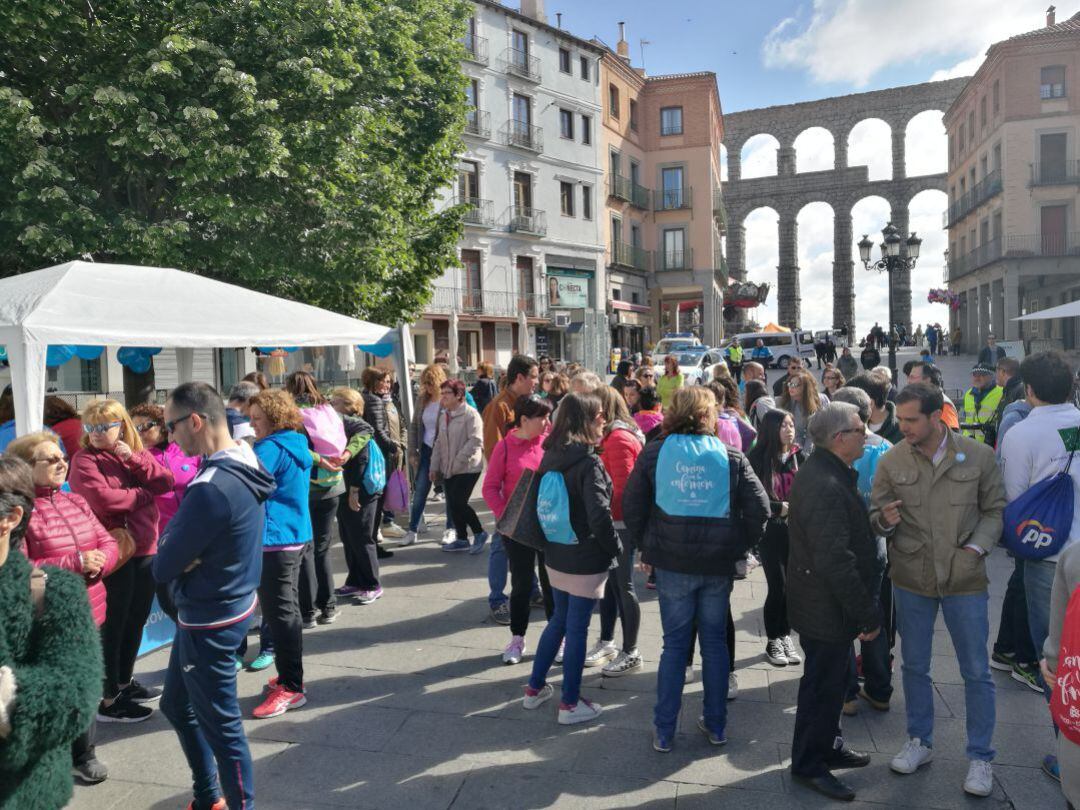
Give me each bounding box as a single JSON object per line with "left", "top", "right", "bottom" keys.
{"left": 502, "top": 48, "right": 541, "bottom": 82}
{"left": 454, "top": 196, "right": 495, "bottom": 227}
{"left": 426, "top": 286, "right": 547, "bottom": 318}
{"left": 712, "top": 190, "right": 727, "bottom": 232}
{"left": 948, "top": 231, "right": 1080, "bottom": 280}
{"left": 655, "top": 185, "right": 692, "bottom": 212}
{"left": 501, "top": 119, "right": 543, "bottom": 153}
{"left": 608, "top": 174, "right": 651, "bottom": 208}
{"left": 463, "top": 34, "right": 488, "bottom": 64}
{"left": 506, "top": 206, "right": 546, "bottom": 236}
{"left": 943, "top": 168, "right": 1002, "bottom": 227}
{"left": 609, "top": 241, "right": 651, "bottom": 271}
{"left": 658, "top": 247, "right": 693, "bottom": 271}
{"left": 1031, "top": 160, "right": 1080, "bottom": 186}
{"left": 464, "top": 109, "right": 490, "bottom": 139}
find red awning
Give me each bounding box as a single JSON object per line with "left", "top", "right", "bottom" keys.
{"left": 677, "top": 300, "right": 703, "bottom": 312}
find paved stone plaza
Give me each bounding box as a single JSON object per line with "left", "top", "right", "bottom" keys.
{"left": 69, "top": 348, "right": 1063, "bottom": 810}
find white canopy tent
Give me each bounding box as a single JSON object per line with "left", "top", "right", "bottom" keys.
{"left": 1014, "top": 299, "right": 1080, "bottom": 321}
{"left": 0, "top": 261, "right": 403, "bottom": 435}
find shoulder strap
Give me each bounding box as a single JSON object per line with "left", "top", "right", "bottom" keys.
{"left": 29, "top": 566, "right": 47, "bottom": 620}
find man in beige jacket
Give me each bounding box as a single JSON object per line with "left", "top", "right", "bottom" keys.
{"left": 869, "top": 382, "right": 1006, "bottom": 798}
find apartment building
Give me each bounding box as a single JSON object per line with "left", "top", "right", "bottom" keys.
{"left": 598, "top": 26, "right": 727, "bottom": 352}
{"left": 413, "top": 0, "right": 608, "bottom": 371}
{"left": 945, "top": 8, "right": 1080, "bottom": 350}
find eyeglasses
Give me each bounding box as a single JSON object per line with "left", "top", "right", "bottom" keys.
{"left": 835, "top": 426, "right": 866, "bottom": 438}
{"left": 787, "top": 380, "right": 803, "bottom": 388}
{"left": 33, "top": 455, "right": 67, "bottom": 467}
{"left": 164, "top": 412, "right": 197, "bottom": 433}
{"left": 135, "top": 420, "right": 160, "bottom": 433}
{"left": 83, "top": 421, "right": 121, "bottom": 435}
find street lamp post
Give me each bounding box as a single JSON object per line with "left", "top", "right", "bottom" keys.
{"left": 858, "top": 222, "right": 922, "bottom": 384}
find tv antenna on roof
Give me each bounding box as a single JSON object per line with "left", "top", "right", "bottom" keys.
{"left": 640, "top": 39, "right": 651, "bottom": 70}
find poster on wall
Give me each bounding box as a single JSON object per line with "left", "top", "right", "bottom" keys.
{"left": 547, "top": 269, "right": 591, "bottom": 309}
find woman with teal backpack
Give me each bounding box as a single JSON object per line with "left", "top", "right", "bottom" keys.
{"left": 523, "top": 393, "right": 620, "bottom": 726}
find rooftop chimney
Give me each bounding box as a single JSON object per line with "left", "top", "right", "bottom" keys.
{"left": 1047, "top": 5, "right": 1056, "bottom": 26}
{"left": 520, "top": 0, "right": 546, "bottom": 24}
{"left": 616, "top": 22, "right": 630, "bottom": 60}
{"left": 556, "top": 12, "right": 562, "bottom": 28}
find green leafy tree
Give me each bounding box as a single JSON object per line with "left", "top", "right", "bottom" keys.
{"left": 0, "top": 0, "right": 468, "bottom": 326}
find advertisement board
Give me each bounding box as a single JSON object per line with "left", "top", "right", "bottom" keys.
{"left": 546, "top": 269, "right": 591, "bottom": 309}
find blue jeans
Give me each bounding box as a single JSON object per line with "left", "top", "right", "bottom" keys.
{"left": 654, "top": 568, "right": 732, "bottom": 739}
{"left": 488, "top": 532, "right": 540, "bottom": 609}
{"left": 161, "top": 620, "right": 255, "bottom": 809}
{"left": 408, "top": 443, "right": 452, "bottom": 533}
{"left": 528, "top": 587, "right": 596, "bottom": 706}
{"left": 893, "top": 586, "right": 995, "bottom": 761}
{"left": 1025, "top": 558, "right": 1056, "bottom": 695}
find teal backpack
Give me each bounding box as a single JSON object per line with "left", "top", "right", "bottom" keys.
{"left": 655, "top": 434, "right": 731, "bottom": 518}
{"left": 362, "top": 440, "right": 387, "bottom": 495}
{"left": 537, "top": 471, "right": 577, "bottom": 545}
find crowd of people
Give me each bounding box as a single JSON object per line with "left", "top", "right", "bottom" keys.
{"left": 2, "top": 341, "right": 1080, "bottom": 808}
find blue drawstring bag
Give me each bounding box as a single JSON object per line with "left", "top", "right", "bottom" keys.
{"left": 362, "top": 441, "right": 387, "bottom": 496}
{"left": 1003, "top": 445, "right": 1076, "bottom": 560}
{"left": 537, "top": 471, "right": 577, "bottom": 545}
{"left": 655, "top": 434, "right": 731, "bottom": 518}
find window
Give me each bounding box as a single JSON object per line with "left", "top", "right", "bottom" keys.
{"left": 465, "top": 79, "right": 480, "bottom": 133}
{"left": 559, "top": 108, "right": 574, "bottom": 139}
{"left": 580, "top": 56, "right": 590, "bottom": 80}
{"left": 581, "top": 114, "right": 591, "bottom": 145}
{"left": 629, "top": 161, "right": 640, "bottom": 187}
{"left": 513, "top": 171, "right": 532, "bottom": 211}
{"left": 611, "top": 216, "right": 622, "bottom": 245}
{"left": 1040, "top": 132, "right": 1068, "bottom": 182}
{"left": 1041, "top": 65, "right": 1066, "bottom": 99}
{"left": 663, "top": 229, "right": 686, "bottom": 269}
{"left": 512, "top": 29, "right": 528, "bottom": 59}
{"left": 609, "top": 150, "right": 620, "bottom": 177}
{"left": 660, "top": 106, "right": 683, "bottom": 136}
{"left": 661, "top": 166, "right": 685, "bottom": 208}
{"left": 958, "top": 122, "right": 965, "bottom": 151}
{"left": 457, "top": 160, "right": 479, "bottom": 201}
{"left": 558, "top": 47, "right": 571, "bottom": 74}
{"left": 581, "top": 185, "right": 592, "bottom": 220}
{"left": 631, "top": 291, "right": 640, "bottom": 305}
{"left": 461, "top": 249, "right": 482, "bottom": 310}
{"left": 967, "top": 110, "right": 975, "bottom": 139}
{"left": 518, "top": 256, "right": 535, "bottom": 313}
{"left": 629, "top": 99, "right": 638, "bottom": 131}
{"left": 993, "top": 79, "right": 1000, "bottom": 113}
{"left": 560, "top": 181, "right": 575, "bottom": 216}
{"left": 980, "top": 154, "right": 988, "bottom": 179}
{"left": 612, "top": 288, "right": 621, "bottom": 301}
{"left": 979, "top": 96, "right": 987, "bottom": 129}
{"left": 630, "top": 223, "right": 641, "bottom": 247}
{"left": 993, "top": 142, "right": 1001, "bottom": 171}
{"left": 609, "top": 83, "right": 620, "bottom": 118}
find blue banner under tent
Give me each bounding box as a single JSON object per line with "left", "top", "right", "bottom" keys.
{"left": 138, "top": 598, "right": 178, "bottom": 657}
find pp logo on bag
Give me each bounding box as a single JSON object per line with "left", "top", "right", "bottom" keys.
{"left": 1017, "top": 519, "right": 1054, "bottom": 551}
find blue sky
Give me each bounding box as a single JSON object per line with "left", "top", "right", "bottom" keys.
{"left": 545, "top": 1, "right": 1054, "bottom": 331}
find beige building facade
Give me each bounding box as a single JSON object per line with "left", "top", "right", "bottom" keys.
{"left": 945, "top": 9, "right": 1080, "bottom": 350}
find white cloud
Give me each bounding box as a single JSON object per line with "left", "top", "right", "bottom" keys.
{"left": 848, "top": 119, "right": 891, "bottom": 180}
{"left": 905, "top": 111, "right": 946, "bottom": 177}
{"left": 741, "top": 134, "right": 780, "bottom": 178}
{"left": 763, "top": 1, "right": 1040, "bottom": 87}
{"left": 794, "top": 128, "right": 834, "bottom": 172}
{"left": 930, "top": 53, "right": 986, "bottom": 82}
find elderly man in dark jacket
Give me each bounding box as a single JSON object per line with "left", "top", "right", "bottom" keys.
{"left": 787, "top": 401, "right": 883, "bottom": 802}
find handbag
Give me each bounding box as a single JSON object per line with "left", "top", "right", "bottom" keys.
{"left": 1002, "top": 436, "right": 1077, "bottom": 560}
{"left": 495, "top": 468, "right": 547, "bottom": 551}
{"left": 301, "top": 403, "right": 348, "bottom": 457}
{"left": 1051, "top": 584, "right": 1080, "bottom": 745}
{"left": 110, "top": 527, "right": 137, "bottom": 570}
{"left": 384, "top": 469, "right": 410, "bottom": 513}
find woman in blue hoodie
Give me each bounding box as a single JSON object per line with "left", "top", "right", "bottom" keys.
{"left": 247, "top": 390, "right": 313, "bottom": 720}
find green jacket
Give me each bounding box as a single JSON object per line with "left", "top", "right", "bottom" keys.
{"left": 0, "top": 551, "right": 101, "bottom": 810}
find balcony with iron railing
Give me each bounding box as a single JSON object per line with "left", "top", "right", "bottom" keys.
{"left": 943, "top": 168, "right": 1002, "bottom": 227}
{"left": 947, "top": 231, "right": 1080, "bottom": 280}
{"left": 464, "top": 109, "right": 490, "bottom": 139}
{"left": 608, "top": 174, "right": 651, "bottom": 209}
{"left": 712, "top": 190, "right": 728, "bottom": 232}
{"left": 501, "top": 48, "right": 541, "bottom": 82}
{"left": 500, "top": 119, "right": 543, "bottom": 153}
{"left": 506, "top": 206, "right": 546, "bottom": 236}
{"left": 1031, "top": 160, "right": 1080, "bottom": 187}
{"left": 426, "top": 286, "right": 548, "bottom": 318}
{"left": 609, "top": 241, "right": 651, "bottom": 272}
{"left": 658, "top": 247, "right": 694, "bottom": 271}
{"left": 655, "top": 186, "right": 693, "bottom": 212}
{"left": 463, "top": 34, "right": 488, "bottom": 65}
{"left": 454, "top": 196, "right": 495, "bottom": 228}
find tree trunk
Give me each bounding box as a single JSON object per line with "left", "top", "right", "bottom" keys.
{"left": 122, "top": 360, "right": 156, "bottom": 408}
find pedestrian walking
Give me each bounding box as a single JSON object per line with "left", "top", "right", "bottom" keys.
{"left": 432, "top": 380, "right": 487, "bottom": 553}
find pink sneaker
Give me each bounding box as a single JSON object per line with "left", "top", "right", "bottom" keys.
{"left": 502, "top": 635, "right": 526, "bottom": 664}
{"left": 356, "top": 587, "right": 383, "bottom": 605}
{"left": 253, "top": 685, "right": 307, "bottom": 718}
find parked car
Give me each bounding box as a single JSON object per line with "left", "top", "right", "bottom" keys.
{"left": 726, "top": 330, "right": 816, "bottom": 369}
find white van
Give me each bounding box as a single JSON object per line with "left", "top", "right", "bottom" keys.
{"left": 726, "top": 330, "right": 815, "bottom": 369}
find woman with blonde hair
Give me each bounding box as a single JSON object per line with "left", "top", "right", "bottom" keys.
{"left": 777, "top": 370, "right": 827, "bottom": 452}
{"left": 404, "top": 363, "right": 451, "bottom": 547}
{"left": 68, "top": 399, "right": 173, "bottom": 723}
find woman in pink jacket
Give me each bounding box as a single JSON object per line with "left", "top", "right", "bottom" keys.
{"left": 6, "top": 431, "right": 119, "bottom": 783}
{"left": 482, "top": 394, "right": 553, "bottom": 665}
{"left": 130, "top": 403, "right": 201, "bottom": 532}
{"left": 68, "top": 399, "right": 173, "bottom": 725}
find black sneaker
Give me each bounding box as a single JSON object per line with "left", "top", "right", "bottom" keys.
{"left": 122, "top": 679, "right": 162, "bottom": 704}
{"left": 990, "top": 650, "right": 1016, "bottom": 672}
{"left": 97, "top": 697, "right": 153, "bottom": 724}
{"left": 73, "top": 756, "right": 109, "bottom": 783}
{"left": 317, "top": 608, "right": 338, "bottom": 625}
{"left": 376, "top": 545, "right": 394, "bottom": 560}
{"left": 302, "top": 615, "right": 317, "bottom": 630}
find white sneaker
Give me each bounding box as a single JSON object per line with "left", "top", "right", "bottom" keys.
{"left": 418, "top": 517, "right": 428, "bottom": 533}
{"left": 523, "top": 683, "right": 552, "bottom": 709}
{"left": 781, "top": 636, "right": 801, "bottom": 665}
{"left": 727, "top": 672, "right": 739, "bottom": 700}
{"left": 963, "top": 759, "right": 993, "bottom": 797}
{"left": 558, "top": 697, "right": 602, "bottom": 725}
{"left": 765, "top": 638, "right": 789, "bottom": 667}
{"left": 382, "top": 523, "right": 406, "bottom": 538}
{"left": 400, "top": 530, "right": 417, "bottom": 547}
{"left": 441, "top": 528, "right": 457, "bottom": 545}
{"left": 503, "top": 635, "right": 526, "bottom": 665}
{"left": 583, "top": 638, "right": 618, "bottom": 667}
{"left": 890, "top": 738, "right": 933, "bottom": 774}
{"left": 601, "top": 650, "right": 642, "bottom": 677}
{"left": 685, "top": 665, "right": 695, "bottom": 684}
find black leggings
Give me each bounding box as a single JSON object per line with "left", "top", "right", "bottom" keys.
{"left": 101, "top": 555, "right": 157, "bottom": 698}
{"left": 599, "top": 533, "right": 641, "bottom": 653}
{"left": 687, "top": 610, "right": 736, "bottom": 670}
{"left": 299, "top": 495, "right": 339, "bottom": 618}
{"left": 503, "top": 536, "right": 553, "bottom": 637}
{"left": 338, "top": 492, "right": 380, "bottom": 589}
{"left": 444, "top": 473, "right": 483, "bottom": 540}
{"left": 258, "top": 548, "right": 304, "bottom": 692}
{"left": 759, "top": 520, "right": 791, "bottom": 639}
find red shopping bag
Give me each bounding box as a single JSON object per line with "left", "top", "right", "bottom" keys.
{"left": 1051, "top": 584, "right": 1080, "bottom": 745}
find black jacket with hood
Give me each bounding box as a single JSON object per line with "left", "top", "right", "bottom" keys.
{"left": 874, "top": 401, "right": 904, "bottom": 445}
{"left": 536, "top": 442, "right": 621, "bottom": 576}
{"left": 340, "top": 415, "right": 377, "bottom": 492}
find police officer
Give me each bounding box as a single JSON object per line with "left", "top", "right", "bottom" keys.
{"left": 961, "top": 363, "right": 1003, "bottom": 445}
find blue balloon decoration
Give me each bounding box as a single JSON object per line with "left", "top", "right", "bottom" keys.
{"left": 46, "top": 345, "right": 76, "bottom": 367}
{"left": 357, "top": 343, "right": 394, "bottom": 358}
{"left": 117, "top": 347, "right": 163, "bottom": 374}
{"left": 73, "top": 345, "right": 105, "bottom": 360}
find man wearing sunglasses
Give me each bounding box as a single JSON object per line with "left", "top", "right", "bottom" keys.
{"left": 153, "top": 383, "right": 276, "bottom": 810}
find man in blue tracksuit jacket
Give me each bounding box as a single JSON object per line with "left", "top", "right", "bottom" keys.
{"left": 154, "top": 382, "right": 276, "bottom": 810}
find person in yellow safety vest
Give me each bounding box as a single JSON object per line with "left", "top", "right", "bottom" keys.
{"left": 961, "top": 363, "right": 1003, "bottom": 445}
{"left": 725, "top": 342, "right": 745, "bottom": 384}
